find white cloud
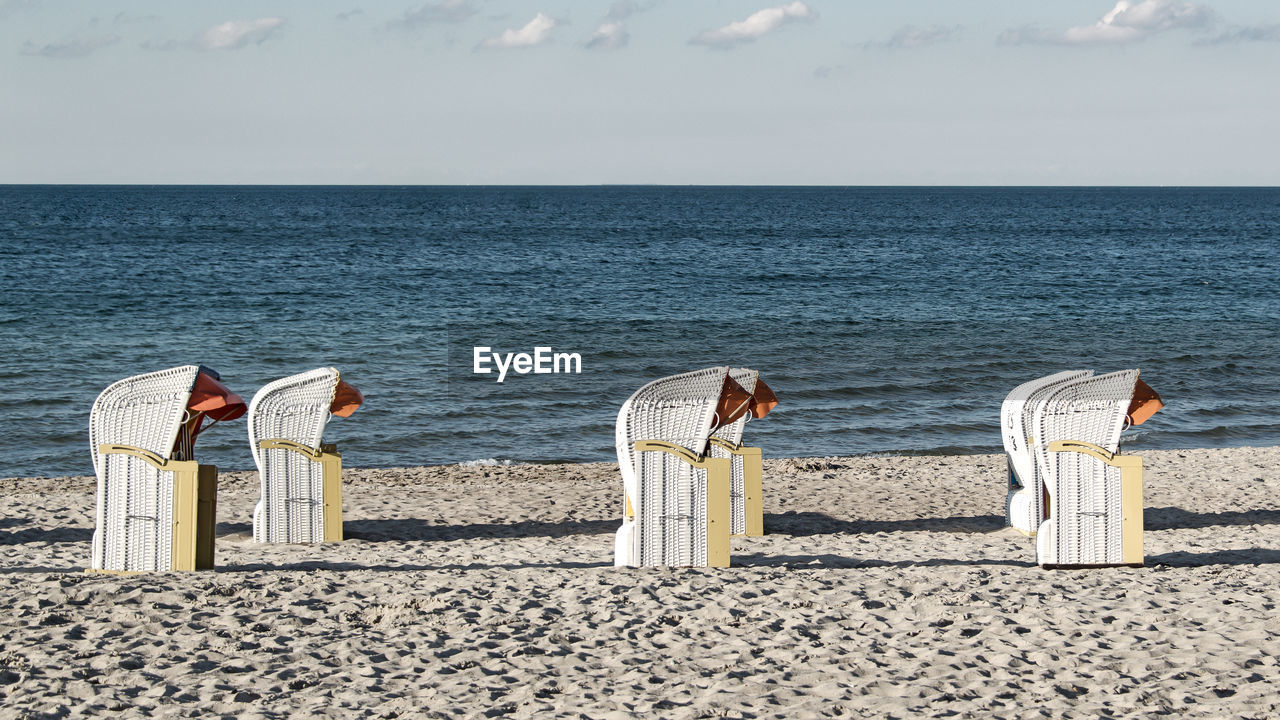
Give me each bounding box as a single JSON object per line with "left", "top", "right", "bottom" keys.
{"left": 586, "top": 1, "right": 637, "bottom": 50}
{"left": 479, "top": 12, "right": 556, "bottom": 49}
{"left": 690, "top": 1, "right": 814, "bottom": 49}
{"left": 586, "top": 21, "right": 627, "bottom": 50}
{"left": 20, "top": 33, "right": 119, "bottom": 58}
{"left": 871, "top": 24, "right": 962, "bottom": 50}
{"left": 197, "top": 17, "right": 286, "bottom": 51}
{"left": 999, "top": 0, "right": 1213, "bottom": 46}
{"left": 1201, "top": 23, "right": 1280, "bottom": 44}
{"left": 1099, "top": 0, "right": 1214, "bottom": 31}
{"left": 384, "top": 1, "right": 476, "bottom": 30}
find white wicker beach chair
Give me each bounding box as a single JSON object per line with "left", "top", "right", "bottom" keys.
{"left": 709, "top": 368, "right": 765, "bottom": 537}
{"left": 89, "top": 365, "right": 241, "bottom": 573}
{"left": 1033, "top": 370, "right": 1145, "bottom": 568}
{"left": 615, "top": 367, "right": 733, "bottom": 567}
{"left": 250, "top": 367, "right": 361, "bottom": 544}
{"left": 1001, "top": 370, "right": 1093, "bottom": 535}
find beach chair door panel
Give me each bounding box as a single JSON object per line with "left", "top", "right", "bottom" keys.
{"left": 1051, "top": 453, "right": 1123, "bottom": 566}
{"left": 259, "top": 447, "right": 325, "bottom": 543}
{"left": 728, "top": 454, "right": 746, "bottom": 536}
{"left": 639, "top": 452, "right": 708, "bottom": 567}
{"left": 96, "top": 454, "right": 174, "bottom": 572}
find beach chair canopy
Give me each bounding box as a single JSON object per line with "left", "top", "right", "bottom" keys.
{"left": 1127, "top": 378, "right": 1163, "bottom": 426}
{"left": 330, "top": 378, "right": 364, "bottom": 417}
{"left": 188, "top": 369, "right": 247, "bottom": 421}
{"left": 248, "top": 368, "right": 360, "bottom": 468}
{"left": 175, "top": 368, "right": 247, "bottom": 460}
{"left": 714, "top": 372, "right": 777, "bottom": 431}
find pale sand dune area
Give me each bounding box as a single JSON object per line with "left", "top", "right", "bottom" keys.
{"left": 1, "top": 447, "right": 1279, "bottom": 719}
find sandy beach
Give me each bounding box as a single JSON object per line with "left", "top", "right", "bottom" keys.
{"left": 2, "top": 447, "right": 1279, "bottom": 718}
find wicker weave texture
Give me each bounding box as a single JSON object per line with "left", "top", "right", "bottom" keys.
{"left": 614, "top": 367, "right": 727, "bottom": 567}
{"left": 1034, "top": 370, "right": 1138, "bottom": 566}
{"left": 249, "top": 367, "right": 338, "bottom": 544}
{"left": 711, "top": 368, "right": 758, "bottom": 536}
{"left": 1001, "top": 370, "right": 1092, "bottom": 534}
{"left": 89, "top": 365, "right": 199, "bottom": 571}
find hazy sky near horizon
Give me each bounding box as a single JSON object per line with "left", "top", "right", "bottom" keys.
{"left": 3, "top": 0, "right": 1279, "bottom": 185}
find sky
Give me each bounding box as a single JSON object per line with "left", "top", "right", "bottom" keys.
{"left": 2, "top": 0, "right": 1279, "bottom": 185}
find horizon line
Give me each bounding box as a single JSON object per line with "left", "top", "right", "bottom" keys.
{"left": 3, "top": 183, "right": 1279, "bottom": 189}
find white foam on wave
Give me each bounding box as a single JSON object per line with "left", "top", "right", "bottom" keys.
{"left": 458, "top": 458, "right": 514, "bottom": 467}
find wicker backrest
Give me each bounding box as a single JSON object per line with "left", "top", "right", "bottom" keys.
{"left": 248, "top": 367, "right": 337, "bottom": 468}
{"left": 615, "top": 366, "right": 727, "bottom": 486}
{"left": 1034, "top": 369, "right": 1138, "bottom": 482}
{"left": 1002, "top": 370, "right": 1093, "bottom": 487}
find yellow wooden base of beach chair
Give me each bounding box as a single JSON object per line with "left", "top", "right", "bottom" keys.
{"left": 705, "top": 460, "right": 730, "bottom": 567}
{"left": 634, "top": 440, "right": 731, "bottom": 567}
{"left": 172, "top": 463, "right": 218, "bottom": 570}
{"left": 1046, "top": 440, "right": 1144, "bottom": 567}
{"left": 709, "top": 438, "right": 764, "bottom": 537}
{"left": 89, "top": 444, "right": 218, "bottom": 573}
{"left": 320, "top": 444, "right": 344, "bottom": 542}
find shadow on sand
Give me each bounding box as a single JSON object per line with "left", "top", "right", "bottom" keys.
{"left": 1146, "top": 548, "right": 1280, "bottom": 567}
{"left": 217, "top": 560, "right": 613, "bottom": 573}
{"left": 764, "top": 511, "right": 1006, "bottom": 536}
{"left": 0, "top": 526, "right": 94, "bottom": 545}
{"left": 324, "top": 512, "right": 1009, "bottom": 544}
{"left": 338, "top": 518, "right": 619, "bottom": 542}
{"left": 1145, "top": 507, "right": 1280, "bottom": 530}
{"left": 731, "top": 553, "right": 1034, "bottom": 569}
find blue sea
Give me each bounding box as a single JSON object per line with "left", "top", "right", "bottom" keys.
{"left": 1, "top": 186, "right": 1277, "bottom": 479}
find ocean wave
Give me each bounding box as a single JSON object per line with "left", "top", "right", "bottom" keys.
{"left": 457, "top": 458, "right": 516, "bottom": 467}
